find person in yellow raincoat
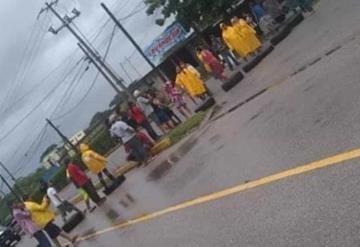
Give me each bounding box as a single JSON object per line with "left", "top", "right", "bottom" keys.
{"left": 220, "top": 23, "right": 252, "bottom": 59}
{"left": 24, "top": 195, "right": 78, "bottom": 247}
{"left": 175, "top": 62, "right": 207, "bottom": 100}
{"left": 80, "top": 143, "right": 117, "bottom": 190}
{"left": 231, "top": 17, "right": 262, "bottom": 53}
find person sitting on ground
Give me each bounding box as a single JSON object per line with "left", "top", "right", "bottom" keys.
{"left": 46, "top": 181, "right": 82, "bottom": 223}
{"left": 79, "top": 144, "right": 118, "bottom": 191}
{"left": 109, "top": 113, "right": 149, "bottom": 166}
{"left": 65, "top": 158, "right": 106, "bottom": 206}
{"left": 128, "top": 102, "right": 161, "bottom": 141}
{"left": 11, "top": 200, "right": 52, "bottom": 247}
{"left": 24, "top": 194, "right": 78, "bottom": 247}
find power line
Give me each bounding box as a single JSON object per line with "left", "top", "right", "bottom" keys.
{"left": 0, "top": 55, "right": 84, "bottom": 115}
{"left": 50, "top": 59, "right": 88, "bottom": 116}
{"left": 12, "top": 125, "right": 49, "bottom": 177}
{"left": 51, "top": 24, "right": 118, "bottom": 121}
{"left": 0, "top": 59, "right": 84, "bottom": 144}
{"left": 0, "top": 14, "right": 50, "bottom": 112}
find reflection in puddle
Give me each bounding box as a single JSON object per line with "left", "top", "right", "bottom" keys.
{"left": 147, "top": 160, "right": 172, "bottom": 181}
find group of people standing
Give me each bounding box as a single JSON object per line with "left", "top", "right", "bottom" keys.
{"left": 220, "top": 16, "right": 263, "bottom": 61}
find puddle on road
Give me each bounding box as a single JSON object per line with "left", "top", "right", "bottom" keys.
{"left": 147, "top": 160, "right": 172, "bottom": 181}
{"left": 146, "top": 137, "right": 200, "bottom": 182}
{"left": 208, "top": 134, "right": 221, "bottom": 144}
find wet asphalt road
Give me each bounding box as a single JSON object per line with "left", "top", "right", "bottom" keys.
{"left": 19, "top": 0, "right": 360, "bottom": 246}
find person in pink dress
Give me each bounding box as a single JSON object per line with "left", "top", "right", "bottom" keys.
{"left": 165, "top": 81, "right": 192, "bottom": 118}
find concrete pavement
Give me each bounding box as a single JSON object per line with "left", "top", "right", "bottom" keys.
{"left": 18, "top": 0, "right": 360, "bottom": 246}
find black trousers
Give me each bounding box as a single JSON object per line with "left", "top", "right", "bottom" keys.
{"left": 140, "top": 120, "right": 160, "bottom": 141}
{"left": 81, "top": 180, "right": 102, "bottom": 204}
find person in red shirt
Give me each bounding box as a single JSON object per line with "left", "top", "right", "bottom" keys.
{"left": 65, "top": 158, "right": 106, "bottom": 206}
{"left": 128, "top": 102, "right": 161, "bottom": 141}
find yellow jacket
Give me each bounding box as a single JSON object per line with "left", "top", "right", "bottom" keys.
{"left": 25, "top": 197, "right": 55, "bottom": 228}
{"left": 80, "top": 144, "right": 107, "bottom": 174}
{"left": 222, "top": 26, "right": 252, "bottom": 57}
{"left": 233, "top": 19, "right": 261, "bottom": 52}
{"left": 175, "top": 65, "right": 206, "bottom": 97}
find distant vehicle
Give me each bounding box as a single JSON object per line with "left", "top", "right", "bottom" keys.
{"left": 0, "top": 225, "right": 21, "bottom": 247}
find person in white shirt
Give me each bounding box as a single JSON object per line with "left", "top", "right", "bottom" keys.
{"left": 109, "top": 114, "right": 149, "bottom": 166}
{"left": 46, "top": 182, "right": 82, "bottom": 222}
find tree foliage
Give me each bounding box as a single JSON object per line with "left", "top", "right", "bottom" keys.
{"left": 145, "top": 0, "right": 236, "bottom": 30}
{"left": 40, "top": 144, "right": 57, "bottom": 162}
{"left": 89, "top": 110, "right": 113, "bottom": 128}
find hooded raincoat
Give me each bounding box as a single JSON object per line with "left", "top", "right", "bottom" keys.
{"left": 175, "top": 65, "right": 207, "bottom": 97}
{"left": 233, "top": 19, "right": 262, "bottom": 52}
{"left": 222, "top": 25, "right": 252, "bottom": 57}
{"left": 80, "top": 144, "right": 107, "bottom": 174}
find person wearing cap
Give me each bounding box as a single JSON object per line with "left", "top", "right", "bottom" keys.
{"left": 133, "top": 89, "right": 163, "bottom": 132}
{"left": 109, "top": 114, "right": 149, "bottom": 166}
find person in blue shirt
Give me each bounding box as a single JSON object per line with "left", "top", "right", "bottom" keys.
{"left": 250, "top": 1, "right": 266, "bottom": 23}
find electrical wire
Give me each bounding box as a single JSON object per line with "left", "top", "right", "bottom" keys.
{"left": 0, "top": 14, "right": 50, "bottom": 113}
{"left": 51, "top": 24, "right": 117, "bottom": 121}
{"left": 10, "top": 60, "right": 88, "bottom": 177}
{"left": 12, "top": 125, "right": 49, "bottom": 177}
{"left": 0, "top": 55, "right": 84, "bottom": 115}
{"left": 0, "top": 59, "right": 84, "bottom": 144}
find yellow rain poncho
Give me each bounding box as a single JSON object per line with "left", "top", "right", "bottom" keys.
{"left": 175, "top": 65, "right": 207, "bottom": 97}
{"left": 80, "top": 144, "right": 107, "bottom": 174}
{"left": 25, "top": 197, "right": 55, "bottom": 228}
{"left": 222, "top": 25, "right": 252, "bottom": 58}
{"left": 233, "top": 19, "right": 262, "bottom": 52}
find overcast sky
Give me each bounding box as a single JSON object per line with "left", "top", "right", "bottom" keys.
{"left": 0, "top": 0, "right": 171, "bottom": 179}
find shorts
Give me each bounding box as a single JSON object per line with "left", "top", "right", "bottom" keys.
{"left": 44, "top": 221, "right": 62, "bottom": 239}
{"left": 79, "top": 188, "right": 89, "bottom": 201}
{"left": 155, "top": 110, "right": 170, "bottom": 124}
{"left": 149, "top": 112, "right": 161, "bottom": 125}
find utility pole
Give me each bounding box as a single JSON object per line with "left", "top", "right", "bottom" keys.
{"left": 0, "top": 161, "right": 24, "bottom": 196}
{"left": 0, "top": 174, "right": 22, "bottom": 202}
{"left": 45, "top": 118, "right": 78, "bottom": 154}
{"left": 119, "top": 62, "right": 134, "bottom": 83}
{"left": 125, "top": 57, "right": 142, "bottom": 78}
{"left": 101, "top": 2, "right": 166, "bottom": 82}
{"left": 78, "top": 43, "right": 134, "bottom": 101}
{"left": 40, "top": 1, "right": 133, "bottom": 99}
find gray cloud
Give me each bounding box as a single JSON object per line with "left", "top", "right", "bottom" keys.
{"left": 0, "top": 0, "right": 173, "bottom": 177}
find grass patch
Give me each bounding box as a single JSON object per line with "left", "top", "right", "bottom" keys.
{"left": 167, "top": 112, "right": 207, "bottom": 144}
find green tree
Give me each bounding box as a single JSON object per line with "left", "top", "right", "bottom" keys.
{"left": 89, "top": 110, "right": 113, "bottom": 127}
{"left": 40, "top": 144, "right": 57, "bottom": 162}
{"left": 145, "top": 0, "right": 236, "bottom": 30}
